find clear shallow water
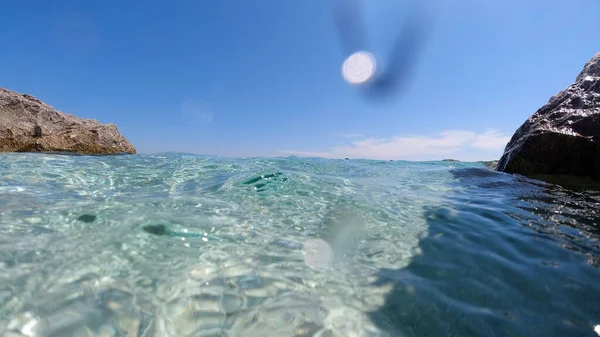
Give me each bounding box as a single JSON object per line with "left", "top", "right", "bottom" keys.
{"left": 0, "top": 153, "right": 598, "bottom": 337}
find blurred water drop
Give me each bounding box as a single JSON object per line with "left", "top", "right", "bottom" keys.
{"left": 52, "top": 11, "right": 101, "bottom": 58}
{"left": 331, "top": 0, "right": 430, "bottom": 101}
{"left": 342, "top": 51, "right": 377, "bottom": 85}
{"left": 304, "top": 238, "right": 334, "bottom": 269}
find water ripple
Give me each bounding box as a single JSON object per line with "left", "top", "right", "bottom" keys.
{"left": 0, "top": 153, "right": 598, "bottom": 336}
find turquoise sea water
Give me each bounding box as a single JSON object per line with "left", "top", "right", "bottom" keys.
{"left": 0, "top": 153, "right": 599, "bottom": 337}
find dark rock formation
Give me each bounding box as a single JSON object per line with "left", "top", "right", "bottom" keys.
{"left": 497, "top": 52, "right": 600, "bottom": 182}
{"left": 0, "top": 86, "right": 136, "bottom": 154}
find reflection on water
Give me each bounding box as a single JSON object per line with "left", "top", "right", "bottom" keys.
{"left": 0, "top": 153, "right": 598, "bottom": 336}
{"left": 369, "top": 167, "right": 600, "bottom": 337}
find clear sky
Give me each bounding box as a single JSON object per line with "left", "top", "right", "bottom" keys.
{"left": 1, "top": 0, "right": 599, "bottom": 161}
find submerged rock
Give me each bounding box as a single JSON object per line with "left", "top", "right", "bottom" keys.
{"left": 0, "top": 86, "right": 135, "bottom": 154}
{"left": 77, "top": 214, "right": 97, "bottom": 223}
{"left": 142, "top": 224, "right": 167, "bottom": 236}
{"left": 497, "top": 52, "right": 600, "bottom": 182}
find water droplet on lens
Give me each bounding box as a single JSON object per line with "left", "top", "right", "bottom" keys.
{"left": 304, "top": 239, "right": 333, "bottom": 269}
{"left": 342, "top": 51, "right": 376, "bottom": 85}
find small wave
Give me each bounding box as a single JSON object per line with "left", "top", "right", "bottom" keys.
{"left": 0, "top": 153, "right": 598, "bottom": 336}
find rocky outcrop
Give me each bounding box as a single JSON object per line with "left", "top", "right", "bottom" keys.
{"left": 0, "top": 87, "right": 135, "bottom": 154}
{"left": 497, "top": 52, "right": 600, "bottom": 182}
{"left": 480, "top": 160, "right": 498, "bottom": 170}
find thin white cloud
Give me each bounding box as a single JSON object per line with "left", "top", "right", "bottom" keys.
{"left": 470, "top": 130, "right": 511, "bottom": 150}
{"left": 181, "top": 98, "right": 213, "bottom": 125}
{"left": 333, "top": 132, "right": 365, "bottom": 139}
{"left": 281, "top": 129, "right": 511, "bottom": 161}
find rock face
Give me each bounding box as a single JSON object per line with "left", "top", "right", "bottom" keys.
{"left": 0, "top": 87, "right": 135, "bottom": 154}
{"left": 480, "top": 160, "right": 498, "bottom": 170}
{"left": 497, "top": 52, "right": 600, "bottom": 182}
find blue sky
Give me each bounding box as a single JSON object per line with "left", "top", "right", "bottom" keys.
{"left": 1, "top": 0, "right": 599, "bottom": 161}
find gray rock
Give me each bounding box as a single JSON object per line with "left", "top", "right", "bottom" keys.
{"left": 496, "top": 52, "right": 600, "bottom": 182}
{"left": 0, "top": 86, "right": 135, "bottom": 154}
{"left": 480, "top": 160, "right": 498, "bottom": 170}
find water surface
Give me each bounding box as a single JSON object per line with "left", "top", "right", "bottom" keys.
{"left": 0, "top": 153, "right": 598, "bottom": 336}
